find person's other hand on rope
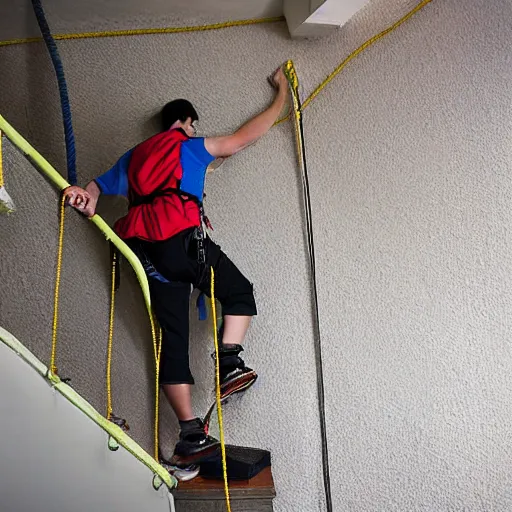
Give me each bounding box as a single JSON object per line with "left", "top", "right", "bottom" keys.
{"left": 63, "top": 185, "right": 96, "bottom": 217}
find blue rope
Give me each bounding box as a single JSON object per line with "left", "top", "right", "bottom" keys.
{"left": 31, "top": 0, "right": 77, "bottom": 185}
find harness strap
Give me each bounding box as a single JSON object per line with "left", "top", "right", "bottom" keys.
{"left": 130, "top": 188, "right": 210, "bottom": 255}
{"left": 123, "top": 189, "right": 210, "bottom": 313}
{"left": 129, "top": 187, "right": 201, "bottom": 208}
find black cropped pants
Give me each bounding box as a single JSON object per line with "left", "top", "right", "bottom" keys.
{"left": 128, "top": 228, "right": 257, "bottom": 384}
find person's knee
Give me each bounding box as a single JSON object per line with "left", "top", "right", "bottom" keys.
{"left": 160, "top": 354, "right": 195, "bottom": 385}
{"left": 222, "top": 281, "right": 257, "bottom": 317}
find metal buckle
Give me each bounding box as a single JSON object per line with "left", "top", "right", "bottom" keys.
{"left": 195, "top": 226, "right": 206, "bottom": 265}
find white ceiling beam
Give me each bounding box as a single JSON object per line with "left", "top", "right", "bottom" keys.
{"left": 284, "top": 0, "right": 371, "bottom": 39}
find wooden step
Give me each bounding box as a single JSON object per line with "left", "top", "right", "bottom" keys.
{"left": 173, "top": 466, "right": 276, "bottom": 512}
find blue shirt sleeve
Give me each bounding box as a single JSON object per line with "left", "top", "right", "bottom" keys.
{"left": 180, "top": 138, "right": 215, "bottom": 168}
{"left": 95, "top": 149, "right": 133, "bottom": 198}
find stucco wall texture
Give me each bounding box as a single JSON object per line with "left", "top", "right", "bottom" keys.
{"left": 1, "top": 0, "right": 512, "bottom": 510}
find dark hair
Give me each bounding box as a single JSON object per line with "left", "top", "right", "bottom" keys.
{"left": 161, "top": 99, "right": 198, "bottom": 131}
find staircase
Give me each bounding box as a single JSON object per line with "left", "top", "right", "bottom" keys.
{"left": 0, "top": 327, "right": 175, "bottom": 512}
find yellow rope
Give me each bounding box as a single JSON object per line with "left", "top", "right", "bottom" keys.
{"left": 106, "top": 250, "right": 117, "bottom": 420}
{"left": 137, "top": 283, "right": 162, "bottom": 461}
{"left": 153, "top": 323, "right": 163, "bottom": 461}
{"left": 105, "top": 246, "right": 162, "bottom": 460}
{"left": 0, "top": 16, "right": 284, "bottom": 48}
{"left": 302, "top": 0, "right": 432, "bottom": 110}
{"left": 50, "top": 194, "right": 66, "bottom": 376}
{"left": 273, "top": 0, "right": 432, "bottom": 126}
{"left": 0, "top": 130, "right": 3, "bottom": 188}
{"left": 210, "top": 267, "right": 231, "bottom": 512}
{"left": 282, "top": 61, "right": 304, "bottom": 166}
{"left": 147, "top": 301, "right": 160, "bottom": 362}
{"left": 0, "top": 1, "right": 431, "bottom": 126}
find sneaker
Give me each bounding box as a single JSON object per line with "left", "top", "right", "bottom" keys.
{"left": 159, "top": 448, "right": 201, "bottom": 482}
{"left": 160, "top": 460, "right": 200, "bottom": 482}
{"left": 172, "top": 418, "right": 220, "bottom": 465}
{"left": 214, "top": 344, "right": 258, "bottom": 400}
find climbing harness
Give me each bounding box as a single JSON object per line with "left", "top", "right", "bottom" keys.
{"left": 117, "top": 127, "right": 214, "bottom": 288}
{"left": 31, "top": 0, "right": 77, "bottom": 185}
{"left": 195, "top": 218, "right": 207, "bottom": 265}
{"left": 282, "top": 60, "right": 333, "bottom": 512}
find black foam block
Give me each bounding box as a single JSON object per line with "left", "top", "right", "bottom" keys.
{"left": 199, "top": 445, "right": 271, "bottom": 480}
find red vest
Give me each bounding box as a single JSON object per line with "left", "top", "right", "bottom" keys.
{"left": 114, "top": 129, "right": 200, "bottom": 241}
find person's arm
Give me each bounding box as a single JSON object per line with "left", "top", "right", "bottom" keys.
{"left": 64, "top": 149, "right": 132, "bottom": 217}
{"left": 84, "top": 180, "right": 101, "bottom": 215}
{"left": 204, "top": 68, "right": 288, "bottom": 158}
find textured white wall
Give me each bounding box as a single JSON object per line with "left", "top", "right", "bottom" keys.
{"left": 1, "top": 0, "right": 512, "bottom": 510}
{"left": 306, "top": 1, "right": 512, "bottom": 509}
{"left": 0, "top": 0, "right": 283, "bottom": 40}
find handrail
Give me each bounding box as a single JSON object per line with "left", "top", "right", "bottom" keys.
{"left": 0, "top": 114, "right": 152, "bottom": 317}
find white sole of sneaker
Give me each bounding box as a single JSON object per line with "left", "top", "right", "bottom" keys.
{"left": 161, "top": 462, "right": 200, "bottom": 482}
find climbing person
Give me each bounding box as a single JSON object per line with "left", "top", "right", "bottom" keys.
{"left": 64, "top": 67, "right": 289, "bottom": 464}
